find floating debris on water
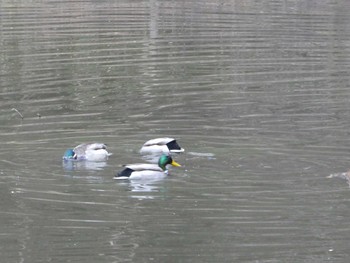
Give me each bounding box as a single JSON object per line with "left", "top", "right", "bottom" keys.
{"left": 327, "top": 170, "right": 350, "bottom": 187}
{"left": 11, "top": 108, "right": 24, "bottom": 119}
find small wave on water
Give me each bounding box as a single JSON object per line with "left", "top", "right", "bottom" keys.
{"left": 187, "top": 151, "right": 215, "bottom": 159}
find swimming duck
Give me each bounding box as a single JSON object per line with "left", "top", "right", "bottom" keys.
{"left": 63, "top": 143, "right": 112, "bottom": 162}
{"left": 139, "top": 137, "right": 185, "bottom": 155}
{"left": 114, "top": 155, "right": 181, "bottom": 180}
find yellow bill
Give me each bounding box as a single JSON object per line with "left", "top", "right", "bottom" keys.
{"left": 171, "top": 160, "right": 181, "bottom": 167}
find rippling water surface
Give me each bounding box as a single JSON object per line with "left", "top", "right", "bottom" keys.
{"left": 1, "top": 0, "right": 350, "bottom": 262}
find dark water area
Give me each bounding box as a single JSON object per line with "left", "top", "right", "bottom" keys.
{"left": 1, "top": 0, "right": 350, "bottom": 262}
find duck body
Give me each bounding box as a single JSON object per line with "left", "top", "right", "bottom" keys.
{"left": 139, "top": 137, "right": 185, "bottom": 155}
{"left": 63, "top": 143, "right": 112, "bottom": 162}
{"left": 115, "top": 155, "right": 181, "bottom": 180}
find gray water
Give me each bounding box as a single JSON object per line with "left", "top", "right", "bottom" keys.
{"left": 1, "top": 0, "right": 350, "bottom": 262}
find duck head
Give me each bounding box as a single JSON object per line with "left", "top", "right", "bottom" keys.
{"left": 158, "top": 155, "right": 181, "bottom": 171}
{"left": 63, "top": 149, "right": 77, "bottom": 160}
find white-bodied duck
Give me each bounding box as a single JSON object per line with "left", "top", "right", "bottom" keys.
{"left": 139, "top": 137, "right": 185, "bottom": 155}
{"left": 114, "top": 154, "right": 181, "bottom": 180}
{"left": 63, "top": 143, "right": 112, "bottom": 162}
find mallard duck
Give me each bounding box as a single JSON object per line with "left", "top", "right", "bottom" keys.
{"left": 63, "top": 143, "right": 112, "bottom": 162}
{"left": 139, "top": 137, "right": 185, "bottom": 155}
{"left": 114, "top": 155, "right": 181, "bottom": 180}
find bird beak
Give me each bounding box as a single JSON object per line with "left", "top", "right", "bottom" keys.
{"left": 171, "top": 160, "right": 181, "bottom": 167}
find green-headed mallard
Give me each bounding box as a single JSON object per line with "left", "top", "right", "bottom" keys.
{"left": 114, "top": 154, "right": 181, "bottom": 180}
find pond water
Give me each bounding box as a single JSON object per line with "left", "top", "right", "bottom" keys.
{"left": 1, "top": 0, "right": 350, "bottom": 262}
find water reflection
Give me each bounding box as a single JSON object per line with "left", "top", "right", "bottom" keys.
{"left": 62, "top": 160, "right": 108, "bottom": 171}
{"left": 117, "top": 178, "right": 165, "bottom": 200}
